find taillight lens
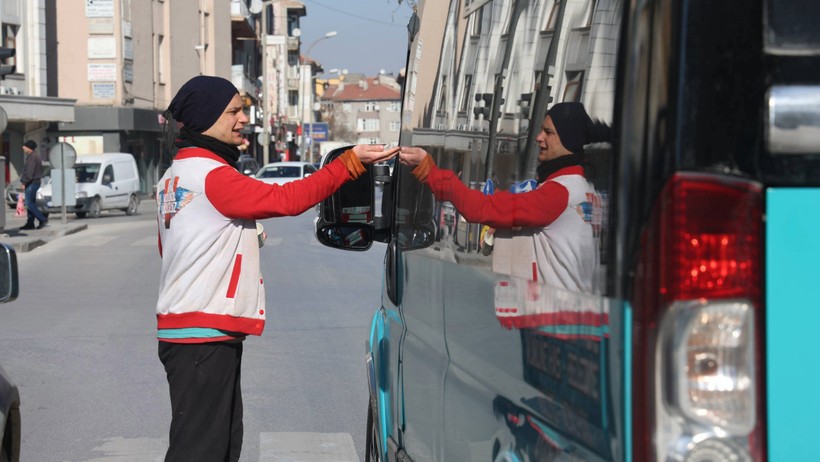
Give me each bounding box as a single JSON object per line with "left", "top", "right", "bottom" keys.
{"left": 633, "top": 172, "right": 764, "bottom": 462}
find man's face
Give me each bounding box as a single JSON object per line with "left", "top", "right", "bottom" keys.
{"left": 535, "top": 115, "right": 572, "bottom": 162}
{"left": 22, "top": 146, "right": 32, "bottom": 155}
{"left": 202, "top": 94, "right": 249, "bottom": 145}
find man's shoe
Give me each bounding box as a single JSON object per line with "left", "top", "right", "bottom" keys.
{"left": 19, "top": 224, "right": 35, "bottom": 230}
{"left": 37, "top": 220, "right": 47, "bottom": 229}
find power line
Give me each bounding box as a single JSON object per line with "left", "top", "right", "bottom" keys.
{"left": 302, "top": 0, "right": 408, "bottom": 27}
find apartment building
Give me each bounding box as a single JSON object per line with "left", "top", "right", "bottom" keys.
{"left": 50, "top": 0, "right": 233, "bottom": 193}
{"left": 0, "top": 0, "right": 75, "bottom": 184}
{"left": 2, "top": 0, "right": 311, "bottom": 192}
{"left": 320, "top": 73, "right": 402, "bottom": 148}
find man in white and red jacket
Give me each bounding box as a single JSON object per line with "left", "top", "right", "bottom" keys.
{"left": 156, "top": 75, "right": 397, "bottom": 462}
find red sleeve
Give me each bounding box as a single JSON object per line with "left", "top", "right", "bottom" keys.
{"left": 425, "top": 165, "right": 568, "bottom": 228}
{"left": 206, "top": 159, "right": 351, "bottom": 219}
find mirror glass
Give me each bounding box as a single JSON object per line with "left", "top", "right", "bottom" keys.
{"left": 316, "top": 224, "right": 373, "bottom": 251}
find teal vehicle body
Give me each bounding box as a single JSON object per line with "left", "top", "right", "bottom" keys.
{"left": 766, "top": 189, "right": 820, "bottom": 461}
{"left": 318, "top": 0, "right": 820, "bottom": 460}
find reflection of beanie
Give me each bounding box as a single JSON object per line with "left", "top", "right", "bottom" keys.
{"left": 23, "top": 140, "right": 37, "bottom": 150}
{"left": 546, "top": 102, "right": 611, "bottom": 155}
{"left": 167, "top": 76, "right": 238, "bottom": 133}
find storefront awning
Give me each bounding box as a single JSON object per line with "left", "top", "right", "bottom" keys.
{"left": 0, "top": 95, "right": 76, "bottom": 124}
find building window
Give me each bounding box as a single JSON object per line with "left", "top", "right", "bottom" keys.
{"left": 157, "top": 34, "right": 165, "bottom": 84}
{"left": 357, "top": 118, "right": 380, "bottom": 132}
{"left": 390, "top": 121, "right": 401, "bottom": 131}
{"left": 288, "top": 50, "right": 299, "bottom": 66}
{"left": 387, "top": 101, "right": 401, "bottom": 112}
{"left": 358, "top": 137, "right": 380, "bottom": 145}
{"left": 562, "top": 71, "right": 584, "bottom": 102}
{"left": 543, "top": 0, "right": 560, "bottom": 31}
{"left": 471, "top": 6, "right": 484, "bottom": 37}
{"left": 364, "top": 102, "right": 378, "bottom": 112}
{"left": 2, "top": 24, "right": 17, "bottom": 68}
{"left": 460, "top": 75, "right": 473, "bottom": 112}
{"left": 288, "top": 90, "right": 299, "bottom": 106}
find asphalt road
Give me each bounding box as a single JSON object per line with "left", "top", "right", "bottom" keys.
{"left": 0, "top": 199, "right": 387, "bottom": 461}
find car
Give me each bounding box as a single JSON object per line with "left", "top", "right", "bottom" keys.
{"left": 37, "top": 153, "right": 140, "bottom": 218}
{"left": 237, "top": 155, "right": 259, "bottom": 176}
{"left": 252, "top": 161, "right": 317, "bottom": 186}
{"left": 0, "top": 243, "right": 21, "bottom": 462}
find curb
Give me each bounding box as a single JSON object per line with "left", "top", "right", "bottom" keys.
{"left": 2, "top": 223, "right": 88, "bottom": 253}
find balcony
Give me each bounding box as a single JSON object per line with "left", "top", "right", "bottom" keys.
{"left": 230, "top": 0, "right": 256, "bottom": 39}
{"left": 231, "top": 65, "right": 257, "bottom": 98}
{"left": 287, "top": 36, "right": 300, "bottom": 50}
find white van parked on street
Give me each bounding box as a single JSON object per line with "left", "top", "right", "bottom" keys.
{"left": 37, "top": 153, "right": 141, "bottom": 218}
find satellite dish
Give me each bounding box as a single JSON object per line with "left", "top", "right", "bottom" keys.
{"left": 292, "top": 28, "right": 301, "bottom": 38}
{"left": 249, "top": 0, "right": 263, "bottom": 14}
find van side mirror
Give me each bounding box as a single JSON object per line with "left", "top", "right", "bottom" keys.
{"left": 315, "top": 146, "right": 378, "bottom": 251}
{"left": 0, "top": 243, "right": 19, "bottom": 303}
{"left": 102, "top": 174, "right": 112, "bottom": 185}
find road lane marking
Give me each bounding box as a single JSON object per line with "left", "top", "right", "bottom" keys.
{"left": 259, "top": 432, "right": 358, "bottom": 461}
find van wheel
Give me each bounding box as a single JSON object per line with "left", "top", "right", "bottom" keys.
{"left": 125, "top": 195, "right": 138, "bottom": 215}
{"left": 365, "top": 399, "right": 380, "bottom": 462}
{"left": 75, "top": 212, "right": 87, "bottom": 218}
{"left": 89, "top": 197, "right": 102, "bottom": 218}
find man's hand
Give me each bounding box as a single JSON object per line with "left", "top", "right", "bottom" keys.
{"left": 399, "top": 146, "right": 429, "bottom": 167}
{"left": 352, "top": 144, "right": 400, "bottom": 164}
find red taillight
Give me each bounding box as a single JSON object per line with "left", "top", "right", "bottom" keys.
{"left": 660, "top": 177, "right": 762, "bottom": 302}
{"left": 632, "top": 172, "right": 765, "bottom": 462}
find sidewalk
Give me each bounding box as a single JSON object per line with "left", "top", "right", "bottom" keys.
{"left": 0, "top": 207, "right": 87, "bottom": 253}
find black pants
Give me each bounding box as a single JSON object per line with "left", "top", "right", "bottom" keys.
{"left": 158, "top": 341, "right": 244, "bottom": 462}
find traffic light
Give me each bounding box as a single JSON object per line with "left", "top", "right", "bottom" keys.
{"left": 0, "top": 47, "right": 15, "bottom": 79}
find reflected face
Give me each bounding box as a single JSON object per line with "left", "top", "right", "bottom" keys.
{"left": 202, "top": 93, "right": 249, "bottom": 145}
{"left": 535, "top": 115, "right": 572, "bottom": 162}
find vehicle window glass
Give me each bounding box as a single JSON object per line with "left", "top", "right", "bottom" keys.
{"left": 103, "top": 165, "right": 115, "bottom": 183}
{"left": 75, "top": 163, "right": 101, "bottom": 183}
{"left": 258, "top": 166, "right": 301, "bottom": 178}
{"left": 398, "top": 0, "right": 615, "bottom": 297}
{"left": 305, "top": 164, "right": 317, "bottom": 175}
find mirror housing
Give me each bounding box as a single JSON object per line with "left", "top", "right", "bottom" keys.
{"left": 315, "top": 146, "right": 380, "bottom": 251}
{"left": 0, "top": 243, "right": 19, "bottom": 303}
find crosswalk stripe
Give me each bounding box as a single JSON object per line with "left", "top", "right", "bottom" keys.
{"left": 259, "top": 432, "right": 359, "bottom": 461}
{"left": 81, "top": 433, "right": 358, "bottom": 461}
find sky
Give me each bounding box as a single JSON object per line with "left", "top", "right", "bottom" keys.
{"left": 297, "top": 0, "right": 415, "bottom": 78}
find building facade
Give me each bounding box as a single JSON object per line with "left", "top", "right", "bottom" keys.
{"left": 50, "top": 0, "right": 233, "bottom": 194}
{"left": 320, "top": 73, "right": 402, "bottom": 148}
{"left": 0, "top": 0, "right": 75, "bottom": 186}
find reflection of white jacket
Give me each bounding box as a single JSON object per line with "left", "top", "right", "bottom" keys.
{"left": 491, "top": 173, "right": 600, "bottom": 293}
{"left": 422, "top": 163, "right": 601, "bottom": 293}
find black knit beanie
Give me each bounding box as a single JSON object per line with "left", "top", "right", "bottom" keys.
{"left": 546, "top": 102, "right": 594, "bottom": 155}
{"left": 167, "top": 76, "right": 239, "bottom": 133}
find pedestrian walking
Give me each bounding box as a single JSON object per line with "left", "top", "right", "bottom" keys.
{"left": 19, "top": 140, "right": 48, "bottom": 230}
{"left": 154, "top": 75, "right": 397, "bottom": 462}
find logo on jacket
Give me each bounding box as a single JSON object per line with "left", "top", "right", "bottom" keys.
{"left": 159, "top": 176, "right": 199, "bottom": 228}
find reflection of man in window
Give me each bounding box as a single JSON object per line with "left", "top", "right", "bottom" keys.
{"left": 400, "top": 102, "right": 608, "bottom": 293}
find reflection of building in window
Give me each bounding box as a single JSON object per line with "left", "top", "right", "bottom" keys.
{"left": 563, "top": 71, "right": 584, "bottom": 102}
{"left": 543, "top": 0, "right": 560, "bottom": 31}
{"left": 460, "top": 74, "right": 473, "bottom": 113}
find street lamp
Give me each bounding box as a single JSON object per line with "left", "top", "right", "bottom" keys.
{"left": 301, "top": 31, "right": 337, "bottom": 163}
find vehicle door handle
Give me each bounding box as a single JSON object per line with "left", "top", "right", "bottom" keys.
{"left": 385, "top": 240, "right": 400, "bottom": 306}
